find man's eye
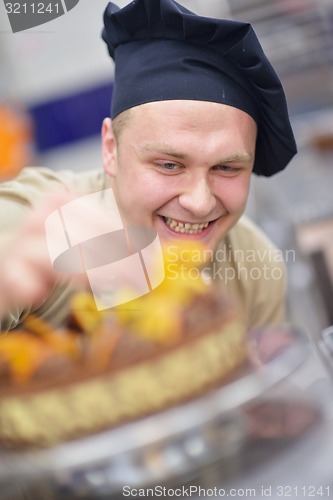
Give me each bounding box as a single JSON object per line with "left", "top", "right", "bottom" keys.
{"left": 157, "top": 162, "right": 179, "bottom": 171}
{"left": 215, "top": 165, "right": 240, "bottom": 173}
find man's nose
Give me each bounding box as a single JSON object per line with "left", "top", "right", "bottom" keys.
{"left": 178, "top": 177, "right": 216, "bottom": 218}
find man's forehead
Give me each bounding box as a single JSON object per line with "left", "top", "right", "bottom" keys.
{"left": 128, "top": 99, "right": 256, "bottom": 121}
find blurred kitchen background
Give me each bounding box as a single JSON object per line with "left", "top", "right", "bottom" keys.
{"left": 1, "top": 0, "right": 333, "bottom": 341}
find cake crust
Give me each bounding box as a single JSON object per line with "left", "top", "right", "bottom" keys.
{"left": 0, "top": 318, "right": 245, "bottom": 447}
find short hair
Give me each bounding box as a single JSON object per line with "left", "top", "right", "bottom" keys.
{"left": 112, "top": 109, "right": 131, "bottom": 143}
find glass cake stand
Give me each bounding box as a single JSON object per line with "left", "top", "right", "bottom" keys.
{"left": 0, "top": 326, "right": 312, "bottom": 500}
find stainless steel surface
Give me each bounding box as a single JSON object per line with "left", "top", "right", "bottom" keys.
{"left": 211, "top": 350, "right": 333, "bottom": 500}
{"left": 318, "top": 325, "right": 333, "bottom": 377}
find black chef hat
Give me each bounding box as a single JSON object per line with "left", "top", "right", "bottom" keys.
{"left": 102, "top": 0, "right": 297, "bottom": 176}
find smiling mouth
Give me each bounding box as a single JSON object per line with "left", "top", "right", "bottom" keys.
{"left": 162, "top": 216, "right": 211, "bottom": 234}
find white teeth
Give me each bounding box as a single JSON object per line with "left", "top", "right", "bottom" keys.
{"left": 164, "top": 217, "right": 210, "bottom": 234}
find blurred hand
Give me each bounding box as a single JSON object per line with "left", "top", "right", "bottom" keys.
{"left": 0, "top": 192, "right": 74, "bottom": 318}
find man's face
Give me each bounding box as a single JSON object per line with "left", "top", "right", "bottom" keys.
{"left": 102, "top": 100, "right": 257, "bottom": 253}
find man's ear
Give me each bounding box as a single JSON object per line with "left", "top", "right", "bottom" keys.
{"left": 102, "top": 118, "right": 117, "bottom": 176}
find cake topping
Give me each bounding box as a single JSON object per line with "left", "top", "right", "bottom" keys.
{"left": 0, "top": 316, "right": 79, "bottom": 384}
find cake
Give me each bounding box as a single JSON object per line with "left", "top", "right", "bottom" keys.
{"left": 0, "top": 243, "right": 247, "bottom": 448}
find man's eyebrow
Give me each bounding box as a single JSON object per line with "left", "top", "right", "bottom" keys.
{"left": 138, "top": 144, "right": 253, "bottom": 163}
{"left": 138, "top": 143, "right": 187, "bottom": 159}
{"left": 220, "top": 153, "right": 253, "bottom": 164}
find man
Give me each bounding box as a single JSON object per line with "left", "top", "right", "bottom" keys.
{"left": 0, "top": 0, "right": 297, "bottom": 332}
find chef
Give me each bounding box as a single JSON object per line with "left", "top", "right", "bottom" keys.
{"left": 0, "top": 0, "right": 297, "bottom": 332}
